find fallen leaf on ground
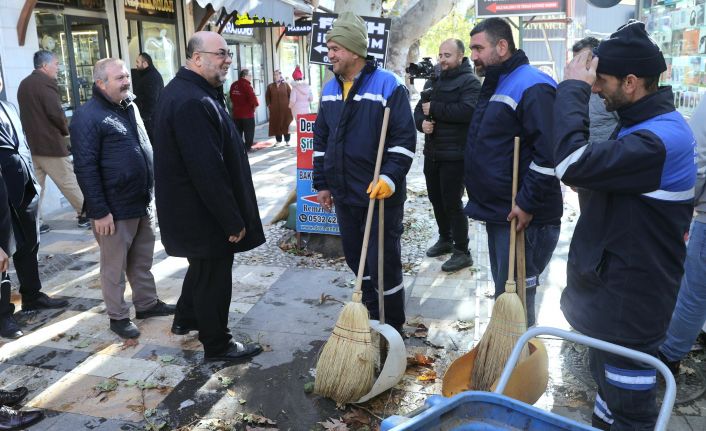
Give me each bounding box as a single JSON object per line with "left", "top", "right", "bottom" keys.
{"left": 240, "top": 413, "right": 277, "bottom": 425}
{"left": 158, "top": 355, "right": 175, "bottom": 363}
{"left": 67, "top": 333, "right": 80, "bottom": 341}
{"left": 417, "top": 370, "right": 437, "bottom": 382}
{"left": 342, "top": 408, "right": 371, "bottom": 426}
{"left": 319, "top": 293, "right": 343, "bottom": 305}
{"left": 318, "top": 417, "right": 349, "bottom": 430}
{"left": 218, "top": 376, "right": 234, "bottom": 387}
{"left": 178, "top": 399, "right": 195, "bottom": 410}
{"left": 303, "top": 381, "right": 315, "bottom": 393}
{"left": 121, "top": 338, "right": 139, "bottom": 349}
{"left": 94, "top": 378, "right": 118, "bottom": 394}
{"left": 51, "top": 333, "right": 65, "bottom": 342}
{"left": 411, "top": 323, "right": 428, "bottom": 338}
{"left": 144, "top": 408, "right": 156, "bottom": 417}
{"left": 239, "top": 398, "right": 247, "bottom": 405}
{"left": 454, "top": 320, "right": 474, "bottom": 331}
{"left": 407, "top": 353, "right": 435, "bottom": 367}
{"left": 226, "top": 389, "right": 236, "bottom": 397}
{"left": 75, "top": 339, "right": 91, "bottom": 349}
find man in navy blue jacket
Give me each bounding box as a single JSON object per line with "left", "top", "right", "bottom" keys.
{"left": 71, "top": 58, "right": 175, "bottom": 340}
{"left": 557, "top": 21, "right": 696, "bottom": 430}
{"left": 313, "top": 12, "right": 416, "bottom": 331}
{"left": 465, "top": 18, "right": 563, "bottom": 327}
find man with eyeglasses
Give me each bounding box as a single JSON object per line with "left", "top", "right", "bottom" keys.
{"left": 71, "top": 58, "right": 175, "bottom": 340}
{"left": 152, "top": 31, "right": 265, "bottom": 362}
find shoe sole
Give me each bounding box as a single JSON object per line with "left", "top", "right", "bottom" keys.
{"left": 171, "top": 327, "right": 196, "bottom": 335}
{"left": 135, "top": 312, "right": 176, "bottom": 319}
{"left": 441, "top": 262, "right": 473, "bottom": 272}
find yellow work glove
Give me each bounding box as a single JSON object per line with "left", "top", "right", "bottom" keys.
{"left": 367, "top": 178, "right": 394, "bottom": 199}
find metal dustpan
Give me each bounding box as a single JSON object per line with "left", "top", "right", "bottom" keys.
{"left": 357, "top": 199, "right": 407, "bottom": 403}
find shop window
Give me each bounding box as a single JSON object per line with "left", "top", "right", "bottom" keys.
{"left": 643, "top": 0, "right": 706, "bottom": 116}
{"left": 127, "top": 19, "right": 179, "bottom": 83}
{"left": 279, "top": 40, "right": 300, "bottom": 82}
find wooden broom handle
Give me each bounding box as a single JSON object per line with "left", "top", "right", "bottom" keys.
{"left": 378, "top": 199, "right": 385, "bottom": 324}
{"left": 507, "top": 137, "right": 520, "bottom": 283}
{"left": 354, "top": 107, "right": 391, "bottom": 294}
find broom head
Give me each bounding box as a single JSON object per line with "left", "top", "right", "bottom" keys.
{"left": 470, "top": 281, "right": 529, "bottom": 391}
{"left": 314, "top": 300, "right": 376, "bottom": 404}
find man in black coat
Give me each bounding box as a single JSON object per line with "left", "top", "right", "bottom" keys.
{"left": 414, "top": 39, "right": 480, "bottom": 272}
{"left": 133, "top": 52, "right": 164, "bottom": 141}
{"left": 71, "top": 58, "right": 175, "bottom": 339}
{"left": 152, "top": 31, "right": 265, "bottom": 361}
{"left": 0, "top": 77, "right": 68, "bottom": 335}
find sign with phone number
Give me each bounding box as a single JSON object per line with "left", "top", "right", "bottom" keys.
{"left": 296, "top": 114, "right": 340, "bottom": 235}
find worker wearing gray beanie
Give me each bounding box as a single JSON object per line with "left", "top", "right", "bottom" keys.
{"left": 325, "top": 11, "right": 368, "bottom": 58}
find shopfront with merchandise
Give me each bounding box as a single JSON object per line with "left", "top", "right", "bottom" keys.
{"left": 33, "top": 0, "right": 112, "bottom": 111}
{"left": 124, "top": 0, "right": 181, "bottom": 84}
{"left": 642, "top": 0, "right": 706, "bottom": 116}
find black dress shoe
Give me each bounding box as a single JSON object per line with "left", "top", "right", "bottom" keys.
{"left": 109, "top": 318, "right": 140, "bottom": 339}
{"left": 0, "top": 388, "right": 28, "bottom": 407}
{"left": 135, "top": 300, "right": 176, "bottom": 319}
{"left": 171, "top": 321, "right": 197, "bottom": 335}
{"left": 0, "top": 406, "right": 44, "bottom": 430}
{"left": 441, "top": 250, "right": 473, "bottom": 272}
{"left": 204, "top": 342, "right": 263, "bottom": 362}
{"left": 0, "top": 316, "right": 22, "bottom": 340}
{"left": 22, "top": 293, "right": 68, "bottom": 311}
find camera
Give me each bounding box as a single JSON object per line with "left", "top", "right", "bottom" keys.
{"left": 406, "top": 57, "right": 435, "bottom": 83}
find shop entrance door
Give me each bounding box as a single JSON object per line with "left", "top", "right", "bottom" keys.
{"left": 64, "top": 16, "right": 109, "bottom": 109}
{"left": 237, "top": 43, "right": 266, "bottom": 124}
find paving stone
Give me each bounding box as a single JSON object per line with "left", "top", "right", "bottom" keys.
{"left": 72, "top": 354, "right": 161, "bottom": 381}
{"left": 29, "top": 411, "right": 140, "bottom": 431}
{"left": 0, "top": 365, "right": 66, "bottom": 401}
{"left": 1, "top": 345, "right": 92, "bottom": 372}
{"left": 132, "top": 344, "right": 205, "bottom": 366}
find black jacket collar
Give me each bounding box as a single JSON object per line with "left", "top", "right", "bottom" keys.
{"left": 616, "top": 86, "right": 676, "bottom": 127}
{"left": 177, "top": 67, "right": 220, "bottom": 99}
{"left": 437, "top": 57, "right": 473, "bottom": 80}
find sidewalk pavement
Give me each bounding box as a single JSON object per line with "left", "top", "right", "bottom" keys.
{"left": 0, "top": 124, "right": 704, "bottom": 430}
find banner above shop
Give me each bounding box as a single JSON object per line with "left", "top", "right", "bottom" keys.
{"left": 309, "top": 12, "right": 391, "bottom": 68}
{"left": 124, "top": 0, "right": 175, "bottom": 19}
{"left": 40, "top": 0, "right": 106, "bottom": 10}
{"left": 194, "top": 0, "right": 295, "bottom": 27}
{"left": 286, "top": 19, "right": 312, "bottom": 36}
{"left": 476, "top": 0, "right": 566, "bottom": 17}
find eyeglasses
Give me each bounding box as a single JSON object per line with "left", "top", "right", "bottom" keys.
{"left": 195, "top": 50, "right": 234, "bottom": 59}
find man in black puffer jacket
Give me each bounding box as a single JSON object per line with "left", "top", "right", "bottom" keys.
{"left": 414, "top": 39, "right": 480, "bottom": 272}
{"left": 71, "top": 58, "right": 174, "bottom": 340}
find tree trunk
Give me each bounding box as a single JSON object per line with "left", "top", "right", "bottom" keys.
{"left": 387, "top": 0, "right": 460, "bottom": 77}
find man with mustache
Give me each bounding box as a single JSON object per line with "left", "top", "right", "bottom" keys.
{"left": 152, "top": 32, "right": 265, "bottom": 361}
{"left": 464, "top": 18, "right": 563, "bottom": 327}
{"left": 71, "top": 58, "right": 175, "bottom": 339}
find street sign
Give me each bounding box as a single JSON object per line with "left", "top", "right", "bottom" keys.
{"left": 296, "top": 114, "right": 340, "bottom": 235}
{"left": 309, "top": 12, "right": 391, "bottom": 68}
{"left": 286, "top": 19, "right": 313, "bottom": 36}
{"left": 476, "top": 0, "right": 566, "bottom": 17}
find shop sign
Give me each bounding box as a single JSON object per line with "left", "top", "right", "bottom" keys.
{"left": 222, "top": 22, "right": 255, "bottom": 37}
{"left": 41, "top": 0, "right": 105, "bottom": 10}
{"left": 123, "top": 0, "right": 176, "bottom": 20}
{"left": 309, "top": 12, "right": 391, "bottom": 68}
{"left": 476, "top": 0, "right": 565, "bottom": 17}
{"left": 296, "top": 114, "right": 340, "bottom": 236}
{"left": 286, "top": 19, "right": 312, "bottom": 36}
{"left": 231, "top": 12, "right": 279, "bottom": 28}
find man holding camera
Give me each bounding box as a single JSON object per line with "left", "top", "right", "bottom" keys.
{"left": 414, "top": 39, "right": 480, "bottom": 272}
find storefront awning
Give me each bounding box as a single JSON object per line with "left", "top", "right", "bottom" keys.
{"left": 194, "top": 0, "right": 295, "bottom": 27}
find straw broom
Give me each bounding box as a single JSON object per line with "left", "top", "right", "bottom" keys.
{"left": 314, "top": 107, "right": 391, "bottom": 404}
{"left": 471, "top": 137, "right": 529, "bottom": 391}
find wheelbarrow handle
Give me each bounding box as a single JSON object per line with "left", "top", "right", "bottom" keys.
{"left": 495, "top": 327, "right": 676, "bottom": 431}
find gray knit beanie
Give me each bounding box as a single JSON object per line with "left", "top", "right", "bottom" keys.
{"left": 325, "top": 12, "right": 368, "bottom": 58}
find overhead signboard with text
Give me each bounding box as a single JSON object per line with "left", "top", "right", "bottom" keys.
{"left": 476, "top": 0, "right": 566, "bottom": 17}
{"left": 309, "top": 12, "right": 391, "bottom": 68}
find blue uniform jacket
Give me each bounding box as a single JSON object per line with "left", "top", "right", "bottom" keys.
{"left": 464, "top": 50, "right": 563, "bottom": 225}
{"left": 555, "top": 81, "right": 696, "bottom": 345}
{"left": 313, "top": 61, "right": 416, "bottom": 207}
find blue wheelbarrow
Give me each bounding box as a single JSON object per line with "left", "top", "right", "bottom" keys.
{"left": 381, "top": 327, "right": 676, "bottom": 431}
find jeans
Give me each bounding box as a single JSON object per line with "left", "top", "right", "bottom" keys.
{"left": 423, "top": 158, "right": 469, "bottom": 252}
{"left": 660, "top": 219, "right": 706, "bottom": 361}
{"left": 486, "top": 222, "right": 560, "bottom": 327}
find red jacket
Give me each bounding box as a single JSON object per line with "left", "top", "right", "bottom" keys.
{"left": 230, "top": 78, "right": 258, "bottom": 119}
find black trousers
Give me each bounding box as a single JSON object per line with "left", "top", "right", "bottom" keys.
{"left": 335, "top": 202, "right": 405, "bottom": 327}
{"left": 423, "top": 158, "right": 469, "bottom": 252}
{"left": 235, "top": 118, "right": 256, "bottom": 149}
{"left": 175, "top": 255, "right": 234, "bottom": 356}
{"left": 14, "top": 194, "right": 42, "bottom": 304}
{"left": 275, "top": 134, "right": 291, "bottom": 143}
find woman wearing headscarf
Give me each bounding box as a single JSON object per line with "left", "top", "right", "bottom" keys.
{"left": 265, "top": 69, "right": 293, "bottom": 146}
{"left": 289, "top": 65, "right": 313, "bottom": 120}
